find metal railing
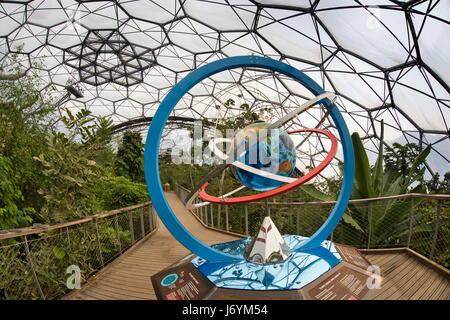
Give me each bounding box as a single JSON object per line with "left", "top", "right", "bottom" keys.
{"left": 175, "top": 184, "right": 449, "bottom": 269}
{"left": 0, "top": 202, "right": 157, "bottom": 300}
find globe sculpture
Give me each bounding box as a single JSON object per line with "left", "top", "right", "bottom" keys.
{"left": 230, "top": 122, "right": 296, "bottom": 192}
{"left": 146, "top": 56, "right": 381, "bottom": 300}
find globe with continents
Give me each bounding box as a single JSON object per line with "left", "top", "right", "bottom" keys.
{"left": 230, "top": 122, "right": 296, "bottom": 191}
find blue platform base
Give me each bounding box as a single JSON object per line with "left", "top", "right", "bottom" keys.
{"left": 191, "top": 235, "right": 342, "bottom": 291}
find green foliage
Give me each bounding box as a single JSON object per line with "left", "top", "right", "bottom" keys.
{"left": 34, "top": 108, "right": 112, "bottom": 222}
{"left": 0, "top": 156, "right": 34, "bottom": 229}
{"left": 345, "top": 121, "right": 431, "bottom": 247}
{"left": 0, "top": 53, "right": 55, "bottom": 214}
{"left": 426, "top": 172, "right": 450, "bottom": 194}
{"left": 297, "top": 120, "right": 433, "bottom": 248}
{"left": 384, "top": 142, "right": 425, "bottom": 182}
{"left": 96, "top": 176, "right": 150, "bottom": 211}
{"left": 114, "top": 131, "right": 145, "bottom": 183}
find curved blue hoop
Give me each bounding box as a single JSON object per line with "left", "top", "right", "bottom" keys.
{"left": 144, "top": 56, "right": 354, "bottom": 262}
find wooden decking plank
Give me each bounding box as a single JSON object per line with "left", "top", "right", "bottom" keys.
{"left": 364, "top": 253, "right": 396, "bottom": 266}
{"left": 102, "top": 274, "right": 153, "bottom": 287}
{"left": 85, "top": 282, "right": 149, "bottom": 299}
{"left": 370, "top": 253, "right": 411, "bottom": 285}
{"left": 399, "top": 265, "right": 440, "bottom": 299}
{"left": 377, "top": 254, "right": 411, "bottom": 278}
{"left": 365, "top": 253, "right": 404, "bottom": 276}
{"left": 87, "top": 279, "right": 154, "bottom": 296}
{"left": 106, "top": 271, "right": 154, "bottom": 280}
{"left": 429, "top": 281, "right": 449, "bottom": 300}
{"left": 374, "top": 257, "right": 423, "bottom": 298}
{"left": 75, "top": 287, "right": 137, "bottom": 300}
{"left": 410, "top": 273, "right": 446, "bottom": 300}
{"left": 437, "top": 282, "right": 449, "bottom": 300}
{"left": 373, "top": 257, "right": 423, "bottom": 299}
{"left": 378, "top": 259, "right": 430, "bottom": 299}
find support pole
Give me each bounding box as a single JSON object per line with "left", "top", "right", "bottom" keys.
{"left": 148, "top": 205, "right": 154, "bottom": 231}
{"left": 265, "top": 199, "right": 270, "bottom": 217}
{"left": 129, "top": 211, "right": 135, "bottom": 245}
{"left": 367, "top": 203, "right": 373, "bottom": 249}
{"left": 210, "top": 204, "right": 214, "bottom": 227}
{"left": 114, "top": 214, "right": 122, "bottom": 254}
{"left": 407, "top": 198, "right": 414, "bottom": 248}
{"left": 245, "top": 205, "right": 249, "bottom": 236}
{"left": 430, "top": 200, "right": 442, "bottom": 260}
{"left": 225, "top": 205, "right": 229, "bottom": 232}
{"left": 296, "top": 207, "right": 300, "bottom": 235}
{"left": 140, "top": 207, "right": 145, "bottom": 238}
{"left": 94, "top": 219, "right": 104, "bottom": 268}
{"left": 64, "top": 227, "right": 71, "bottom": 252}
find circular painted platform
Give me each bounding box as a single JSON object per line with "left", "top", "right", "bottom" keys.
{"left": 191, "top": 235, "right": 342, "bottom": 290}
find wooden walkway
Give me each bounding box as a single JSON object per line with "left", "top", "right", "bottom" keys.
{"left": 64, "top": 192, "right": 449, "bottom": 300}
{"left": 63, "top": 192, "right": 239, "bottom": 300}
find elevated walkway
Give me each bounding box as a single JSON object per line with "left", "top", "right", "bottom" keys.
{"left": 64, "top": 192, "right": 449, "bottom": 300}
{"left": 63, "top": 192, "right": 239, "bottom": 299}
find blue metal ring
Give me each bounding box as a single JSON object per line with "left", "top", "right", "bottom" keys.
{"left": 144, "top": 56, "right": 354, "bottom": 262}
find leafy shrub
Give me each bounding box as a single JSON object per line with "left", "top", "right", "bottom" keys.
{"left": 97, "top": 176, "right": 150, "bottom": 210}
{"left": 0, "top": 155, "right": 34, "bottom": 229}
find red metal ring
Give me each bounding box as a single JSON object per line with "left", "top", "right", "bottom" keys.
{"left": 198, "top": 128, "right": 338, "bottom": 204}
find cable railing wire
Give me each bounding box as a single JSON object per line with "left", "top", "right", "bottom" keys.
{"left": 175, "top": 184, "right": 449, "bottom": 269}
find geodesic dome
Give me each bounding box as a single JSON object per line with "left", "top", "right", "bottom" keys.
{"left": 0, "top": 0, "right": 448, "bottom": 178}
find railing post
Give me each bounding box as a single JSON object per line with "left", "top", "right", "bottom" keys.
{"left": 140, "top": 207, "right": 145, "bottom": 238}
{"left": 296, "top": 207, "right": 300, "bottom": 235}
{"left": 129, "top": 211, "right": 135, "bottom": 245}
{"left": 367, "top": 203, "right": 373, "bottom": 249}
{"left": 407, "top": 198, "right": 414, "bottom": 248}
{"left": 94, "top": 218, "right": 104, "bottom": 268}
{"left": 210, "top": 204, "right": 214, "bottom": 227}
{"left": 152, "top": 204, "right": 157, "bottom": 229}
{"left": 245, "top": 205, "right": 249, "bottom": 235}
{"left": 148, "top": 205, "right": 154, "bottom": 231}
{"left": 430, "top": 200, "right": 442, "bottom": 260}
{"left": 64, "top": 226, "right": 71, "bottom": 252}
{"left": 217, "top": 204, "right": 221, "bottom": 227}
{"left": 205, "top": 205, "right": 209, "bottom": 226}
{"left": 114, "top": 214, "right": 122, "bottom": 254}
{"left": 24, "top": 235, "right": 45, "bottom": 300}
{"left": 225, "top": 205, "right": 229, "bottom": 232}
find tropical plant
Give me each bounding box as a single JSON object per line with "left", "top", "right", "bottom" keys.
{"left": 0, "top": 51, "right": 55, "bottom": 215}
{"left": 0, "top": 155, "right": 34, "bottom": 229}
{"left": 300, "top": 120, "right": 431, "bottom": 247}
{"left": 97, "top": 176, "right": 150, "bottom": 210}
{"left": 34, "top": 108, "right": 112, "bottom": 222}
{"left": 114, "top": 131, "right": 145, "bottom": 183}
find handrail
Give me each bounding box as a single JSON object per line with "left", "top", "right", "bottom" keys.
{"left": 175, "top": 183, "right": 450, "bottom": 206}
{"left": 0, "top": 201, "right": 152, "bottom": 240}
{"left": 258, "top": 193, "right": 450, "bottom": 206}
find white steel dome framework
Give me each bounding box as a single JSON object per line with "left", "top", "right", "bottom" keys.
{"left": 0, "top": 0, "right": 448, "bottom": 178}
